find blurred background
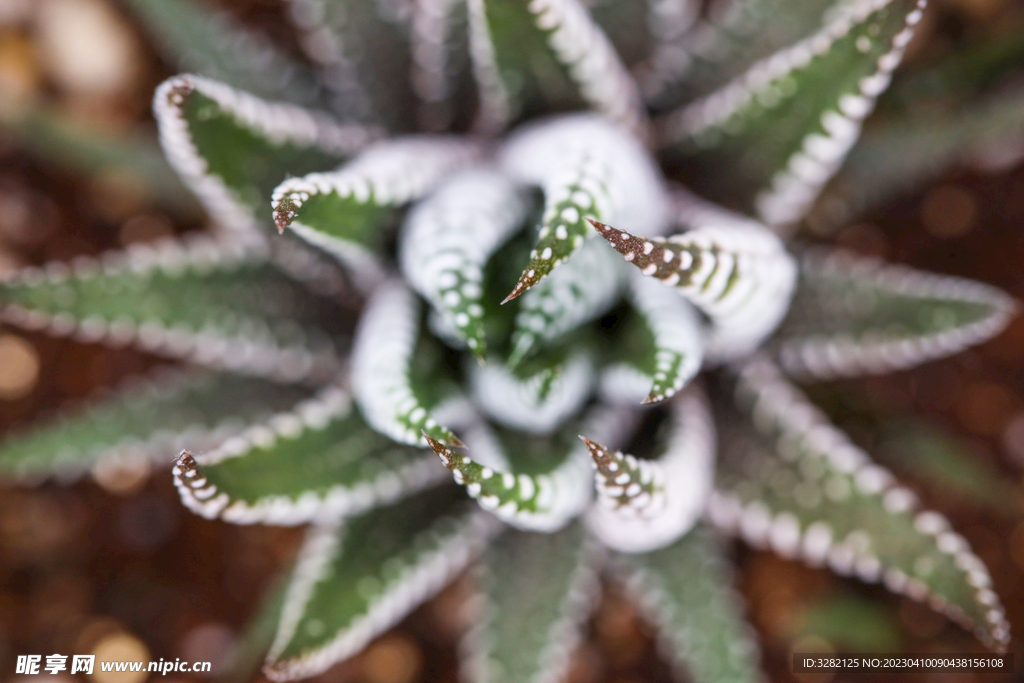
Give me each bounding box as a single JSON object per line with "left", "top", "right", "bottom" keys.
{"left": 1, "top": 0, "right": 1023, "bottom": 682}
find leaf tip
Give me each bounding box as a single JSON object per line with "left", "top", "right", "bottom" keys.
{"left": 273, "top": 196, "right": 299, "bottom": 233}
{"left": 172, "top": 450, "right": 200, "bottom": 478}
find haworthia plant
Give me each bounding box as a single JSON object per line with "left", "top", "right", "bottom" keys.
{"left": 1, "top": 0, "right": 1021, "bottom": 679}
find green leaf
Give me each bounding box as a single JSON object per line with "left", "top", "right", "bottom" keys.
{"left": 155, "top": 74, "right": 378, "bottom": 237}
{"left": 709, "top": 358, "right": 1010, "bottom": 650}
{"left": 172, "top": 386, "right": 448, "bottom": 525}
{"left": 465, "top": 522, "right": 601, "bottom": 683}
{"left": 0, "top": 103, "right": 199, "bottom": 218}
{"left": 809, "top": 85, "right": 1024, "bottom": 232}
{"left": 798, "top": 591, "right": 902, "bottom": 652}
{"left": 0, "top": 368, "right": 309, "bottom": 482}
{"left": 400, "top": 168, "right": 529, "bottom": 358}
{"left": 288, "top": 0, "right": 417, "bottom": 129}
{"left": 614, "top": 525, "right": 762, "bottom": 683}
{"left": 509, "top": 237, "right": 629, "bottom": 365}
{"left": 628, "top": 274, "right": 703, "bottom": 404}
{"left": 351, "top": 282, "right": 463, "bottom": 447}
{"left": 125, "top": 0, "right": 325, "bottom": 108}
{"left": 500, "top": 115, "right": 666, "bottom": 300}
{"left": 263, "top": 487, "right": 491, "bottom": 681}
{"left": 584, "top": 386, "right": 715, "bottom": 553}
{"left": 470, "top": 349, "right": 594, "bottom": 434}
{"left": 658, "top": 0, "right": 927, "bottom": 227}
{"left": 590, "top": 203, "right": 796, "bottom": 361}
{"left": 424, "top": 431, "right": 591, "bottom": 532}
{"left": 0, "top": 236, "right": 345, "bottom": 383}
{"left": 775, "top": 249, "right": 1017, "bottom": 380}
{"left": 468, "top": 0, "right": 647, "bottom": 135}
{"left": 271, "top": 136, "right": 481, "bottom": 275}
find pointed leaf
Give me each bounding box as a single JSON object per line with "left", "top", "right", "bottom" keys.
{"left": 288, "top": 0, "right": 416, "bottom": 129}
{"left": 658, "top": 0, "right": 927, "bottom": 227}
{"left": 509, "top": 237, "right": 629, "bottom": 365}
{"left": 126, "top": 0, "right": 323, "bottom": 107}
{"left": 155, "top": 74, "right": 378, "bottom": 237}
{"left": 0, "top": 368, "right": 309, "bottom": 482}
{"left": 0, "top": 236, "right": 345, "bottom": 383}
{"left": 400, "top": 168, "right": 529, "bottom": 357}
{"left": 172, "top": 387, "right": 449, "bottom": 525}
{"left": 467, "top": 0, "right": 648, "bottom": 135}
{"left": 464, "top": 523, "right": 602, "bottom": 683}
{"left": 352, "top": 281, "right": 462, "bottom": 447}
{"left": 614, "top": 525, "right": 763, "bottom": 683}
{"left": 271, "top": 137, "right": 481, "bottom": 274}
{"left": 584, "top": 386, "right": 715, "bottom": 553}
{"left": 263, "top": 487, "right": 493, "bottom": 681}
{"left": 709, "top": 358, "right": 1010, "bottom": 650}
{"left": 775, "top": 249, "right": 1017, "bottom": 381}
{"left": 590, "top": 205, "right": 797, "bottom": 362}
{"left": 628, "top": 274, "right": 704, "bottom": 404}
{"left": 500, "top": 115, "right": 666, "bottom": 300}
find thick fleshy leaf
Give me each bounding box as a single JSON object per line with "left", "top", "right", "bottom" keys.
{"left": 154, "top": 74, "right": 378, "bottom": 237}
{"left": 411, "top": 0, "right": 477, "bottom": 131}
{"left": 271, "top": 137, "right": 481, "bottom": 278}
{"left": 584, "top": 386, "right": 715, "bottom": 553}
{"left": 467, "top": 0, "right": 648, "bottom": 135}
{"left": 400, "top": 168, "right": 529, "bottom": 357}
{"left": 470, "top": 350, "right": 594, "bottom": 434}
{"left": 172, "top": 387, "right": 448, "bottom": 525}
{"left": 628, "top": 274, "right": 703, "bottom": 404}
{"left": 0, "top": 103, "right": 198, "bottom": 218}
{"left": 424, "top": 433, "right": 591, "bottom": 532}
{"left": 658, "top": 0, "right": 927, "bottom": 228}
{"left": 775, "top": 249, "right": 1017, "bottom": 381}
{"left": 263, "top": 487, "right": 493, "bottom": 681}
{"left": 500, "top": 115, "right": 666, "bottom": 300}
{"left": 351, "top": 281, "right": 463, "bottom": 447}
{"left": 809, "top": 85, "right": 1024, "bottom": 232}
{"left": 0, "top": 236, "right": 344, "bottom": 383}
{"left": 0, "top": 368, "right": 309, "bottom": 483}
{"left": 287, "top": 0, "right": 416, "bottom": 129}
{"left": 509, "top": 237, "right": 629, "bottom": 365}
{"left": 614, "top": 525, "right": 762, "bottom": 683}
{"left": 463, "top": 522, "right": 602, "bottom": 683}
{"left": 708, "top": 358, "right": 1010, "bottom": 650}
{"left": 590, "top": 203, "right": 797, "bottom": 362}
{"left": 126, "top": 0, "right": 324, "bottom": 108}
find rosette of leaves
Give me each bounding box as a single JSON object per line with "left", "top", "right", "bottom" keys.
{"left": 0, "top": 0, "right": 1020, "bottom": 680}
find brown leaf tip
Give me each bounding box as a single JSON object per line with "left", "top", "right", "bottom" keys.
{"left": 273, "top": 196, "right": 299, "bottom": 234}
{"left": 423, "top": 431, "right": 456, "bottom": 469}
{"left": 173, "top": 450, "right": 199, "bottom": 477}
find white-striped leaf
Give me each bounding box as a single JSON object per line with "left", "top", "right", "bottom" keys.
{"left": 658, "top": 0, "right": 927, "bottom": 228}
{"left": 287, "top": 0, "right": 416, "bottom": 129}
{"left": 467, "top": 0, "right": 648, "bottom": 135}
{"left": 0, "top": 236, "right": 344, "bottom": 383}
{"left": 126, "top": 0, "right": 325, "bottom": 108}
{"left": 271, "top": 137, "right": 481, "bottom": 279}
{"left": 154, "top": 74, "right": 378, "bottom": 238}
{"left": 500, "top": 114, "right": 666, "bottom": 301}
{"left": 400, "top": 168, "right": 529, "bottom": 358}
{"left": 0, "top": 368, "right": 309, "bottom": 483}
{"left": 628, "top": 274, "right": 704, "bottom": 404}
{"left": 589, "top": 208, "right": 797, "bottom": 362}
{"left": 411, "top": 0, "right": 477, "bottom": 131}
{"left": 584, "top": 386, "right": 715, "bottom": 553}
{"left": 775, "top": 249, "right": 1017, "bottom": 381}
{"left": 464, "top": 522, "right": 602, "bottom": 683}
{"left": 708, "top": 358, "right": 1010, "bottom": 651}
{"left": 614, "top": 525, "right": 763, "bottom": 683}
{"left": 352, "top": 281, "right": 463, "bottom": 447}
{"left": 172, "top": 386, "right": 449, "bottom": 525}
{"left": 263, "top": 487, "right": 493, "bottom": 681}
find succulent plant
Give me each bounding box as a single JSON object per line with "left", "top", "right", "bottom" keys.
{"left": 1, "top": 0, "right": 1021, "bottom": 680}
